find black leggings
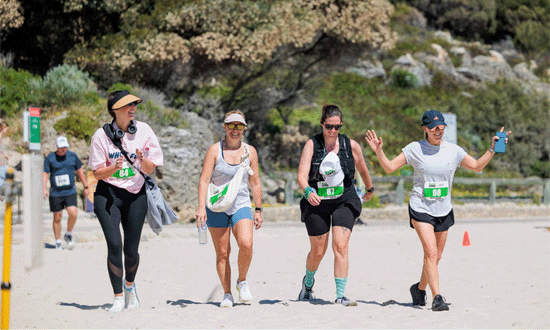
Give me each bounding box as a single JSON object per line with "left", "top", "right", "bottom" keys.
{"left": 94, "top": 180, "right": 147, "bottom": 294}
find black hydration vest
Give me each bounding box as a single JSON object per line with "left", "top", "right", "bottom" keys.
{"left": 308, "top": 133, "right": 355, "bottom": 189}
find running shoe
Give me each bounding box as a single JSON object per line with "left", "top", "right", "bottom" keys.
{"left": 335, "top": 296, "right": 358, "bottom": 307}
{"left": 220, "top": 293, "right": 234, "bottom": 308}
{"left": 55, "top": 242, "right": 63, "bottom": 250}
{"left": 64, "top": 233, "right": 75, "bottom": 250}
{"left": 298, "top": 276, "right": 315, "bottom": 301}
{"left": 432, "top": 294, "right": 449, "bottom": 311}
{"left": 124, "top": 283, "right": 140, "bottom": 309}
{"left": 109, "top": 296, "right": 124, "bottom": 313}
{"left": 410, "top": 282, "right": 427, "bottom": 306}
{"left": 236, "top": 280, "right": 253, "bottom": 302}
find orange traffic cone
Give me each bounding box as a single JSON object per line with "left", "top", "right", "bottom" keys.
{"left": 462, "top": 231, "right": 471, "bottom": 246}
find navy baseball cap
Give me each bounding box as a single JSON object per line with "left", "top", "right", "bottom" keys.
{"left": 421, "top": 110, "right": 447, "bottom": 129}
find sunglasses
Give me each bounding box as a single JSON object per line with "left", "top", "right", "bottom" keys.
{"left": 429, "top": 125, "right": 446, "bottom": 131}
{"left": 226, "top": 123, "right": 246, "bottom": 131}
{"left": 324, "top": 124, "right": 342, "bottom": 131}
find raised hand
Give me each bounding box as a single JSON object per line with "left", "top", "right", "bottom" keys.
{"left": 365, "top": 130, "right": 383, "bottom": 153}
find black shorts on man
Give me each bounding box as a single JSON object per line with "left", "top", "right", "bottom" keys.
{"left": 49, "top": 193, "right": 78, "bottom": 213}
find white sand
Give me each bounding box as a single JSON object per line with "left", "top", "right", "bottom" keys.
{"left": 1, "top": 206, "right": 549, "bottom": 329}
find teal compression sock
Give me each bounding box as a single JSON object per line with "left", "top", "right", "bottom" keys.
{"left": 335, "top": 277, "right": 347, "bottom": 299}
{"left": 305, "top": 268, "right": 317, "bottom": 288}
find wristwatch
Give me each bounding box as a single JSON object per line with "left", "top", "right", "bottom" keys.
{"left": 365, "top": 186, "right": 375, "bottom": 193}
{"left": 255, "top": 207, "right": 262, "bottom": 213}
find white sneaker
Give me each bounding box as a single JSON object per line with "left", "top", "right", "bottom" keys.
{"left": 124, "top": 283, "right": 140, "bottom": 309}
{"left": 236, "top": 280, "right": 253, "bottom": 302}
{"left": 64, "top": 233, "right": 75, "bottom": 250}
{"left": 109, "top": 296, "right": 124, "bottom": 314}
{"left": 220, "top": 293, "right": 234, "bottom": 308}
{"left": 55, "top": 242, "right": 63, "bottom": 250}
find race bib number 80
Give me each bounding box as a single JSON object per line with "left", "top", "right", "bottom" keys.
{"left": 424, "top": 181, "right": 449, "bottom": 200}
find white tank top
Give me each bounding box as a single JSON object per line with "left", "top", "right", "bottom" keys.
{"left": 210, "top": 141, "right": 251, "bottom": 215}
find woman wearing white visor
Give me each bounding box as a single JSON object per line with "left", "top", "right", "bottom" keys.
{"left": 297, "top": 104, "right": 374, "bottom": 306}
{"left": 196, "top": 110, "right": 263, "bottom": 308}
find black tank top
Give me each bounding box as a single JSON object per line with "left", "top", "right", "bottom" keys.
{"left": 307, "top": 133, "right": 356, "bottom": 202}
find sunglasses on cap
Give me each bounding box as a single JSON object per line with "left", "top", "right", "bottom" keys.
{"left": 226, "top": 123, "right": 246, "bottom": 131}
{"left": 323, "top": 124, "right": 342, "bottom": 131}
{"left": 429, "top": 125, "right": 446, "bottom": 131}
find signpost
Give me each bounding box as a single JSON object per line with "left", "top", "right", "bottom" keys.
{"left": 28, "top": 107, "right": 41, "bottom": 151}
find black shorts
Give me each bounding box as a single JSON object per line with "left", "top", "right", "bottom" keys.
{"left": 300, "top": 195, "right": 362, "bottom": 236}
{"left": 49, "top": 193, "right": 78, "bottom": 213}
{"left": 409, "top": 205, "right": 454, "bottom": 232}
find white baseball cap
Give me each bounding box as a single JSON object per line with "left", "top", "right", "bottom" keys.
{"left": 319, "top": 152, "right": 344, "bottom": 186}
{"left": 56, "top": 136, "right": 69, "bottom": 148}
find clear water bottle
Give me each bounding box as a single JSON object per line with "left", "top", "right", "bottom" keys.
{"left": 198, "top": 223, "right": 208, "bottom": 244}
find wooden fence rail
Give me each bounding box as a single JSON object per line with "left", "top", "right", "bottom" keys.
{"left": 371, "top": 176, "right": 550, "bottom": 206}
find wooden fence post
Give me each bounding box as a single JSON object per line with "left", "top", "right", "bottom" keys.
{"left": 544, "top": 179, "right": 550, "bottom": 206}
{"left": 396, "top": 178, "right": 404, "bottom": 205}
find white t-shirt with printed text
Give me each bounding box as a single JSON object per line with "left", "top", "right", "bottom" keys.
{"left": 89, "top": 121, "right": 163, "bottom": 194}
{"left": 402, "top": 140, "right": 467, "bottom": 217}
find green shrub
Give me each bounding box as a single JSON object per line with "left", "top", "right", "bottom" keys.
{"left": 30, "top": 64, "right": 98, "bottom": 108}
{"left": 390, "top": 68, "right": 418, "bottom": 88}
{"left": 363, "top": 193, "right": 382, "bottom": 208}
{"left": 514, "top": 20, "right": 550, "bottom": 53}
{"left": 54, "top": 109, "right": 101, "bottom": 143}
{"left": 108, "top": 83, "right": 133, "bottom": 94}
{"left": 0, "top": 67, "right": 39, "bottom": 117}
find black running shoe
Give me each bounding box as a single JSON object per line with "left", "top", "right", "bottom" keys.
{"left": 410, "top": 282, "right": 426, "bottom": 306}
{"left": 298, "top": 276, "right": 315, "bottom": 301}
{"left": 432, "top": 294, "right": 449, "bottom": 311}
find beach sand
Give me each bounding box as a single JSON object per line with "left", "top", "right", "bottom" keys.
{"left": 1, "top": 204, "right": 549, "bottom": 329}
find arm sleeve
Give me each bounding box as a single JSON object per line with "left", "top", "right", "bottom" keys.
{"left": 144, "top": 126, "right": 163, "bottom": 166}
{"left": 43, "top": 156, "right": 51, "bottom": 173}
{"left": 88, "top": 130, "right": 108, "bottom": 170}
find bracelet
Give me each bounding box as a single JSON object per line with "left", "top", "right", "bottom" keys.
{"left": 488, "top": 148, "right": 495, "bottom": 154}
{"left": 255, "top": 207, "right": 262, "bottom": 213}
{"left": 365, "top": 186, "right": 374, "bottom": 193}
{"left": 84, "top": 186, "right": 89, "bottom": 189}
{"left": 304, "top": 186, "right": 316, "bottom": 199}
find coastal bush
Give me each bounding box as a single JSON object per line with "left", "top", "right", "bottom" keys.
{"left": 0, "top": 67, "right": 39, "bottom": 117}
{"left": 30, "top": 64, "right": 99, "bottom": 108}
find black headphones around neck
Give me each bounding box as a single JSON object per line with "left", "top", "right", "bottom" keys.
{"left": 103, "top": 120, "right": 137, "bottom": 141}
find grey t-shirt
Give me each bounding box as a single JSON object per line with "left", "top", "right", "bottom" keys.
{"left": 403, "top": 140, "right": 467, "bottom": 216}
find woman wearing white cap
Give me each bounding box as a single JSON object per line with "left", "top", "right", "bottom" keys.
{"left": 365, "top": 109, "right": 511, "bottom": 311}
{"left": 89, "top": 90, "right": 164, "bottom": 313}
{"left": 196, "top": 110, "right": 263, "bottom": 308}
{"left": 297, "top": 104, "right": 374, "bottom": 306}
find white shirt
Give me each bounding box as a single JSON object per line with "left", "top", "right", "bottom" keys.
{"left": 403, "top": 140, "right": 467, "bottom": 216}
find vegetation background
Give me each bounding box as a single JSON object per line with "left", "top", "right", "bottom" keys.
{"left": 1, "top": 0, "right": 549, "bottom": 188}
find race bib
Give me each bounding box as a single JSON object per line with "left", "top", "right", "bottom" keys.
{"left": 317, "top": 180, "right": 344, "bottom": 200}
{"left": 424, "top": 181, "right": 449, "bottom": 200}
{"left": 112, "top": 163, "right": 136, "bottom": 179}
{"left": 54, "top": 174, "right": 70, "bottom": 187}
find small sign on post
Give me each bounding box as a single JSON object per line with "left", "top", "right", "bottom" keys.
{"left": 28, "top": 107, "right": 41, "bottom": 151}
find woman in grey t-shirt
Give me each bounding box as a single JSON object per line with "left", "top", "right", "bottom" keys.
{"left": 365, "top": 110, "right": 511, "bottom": 312}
